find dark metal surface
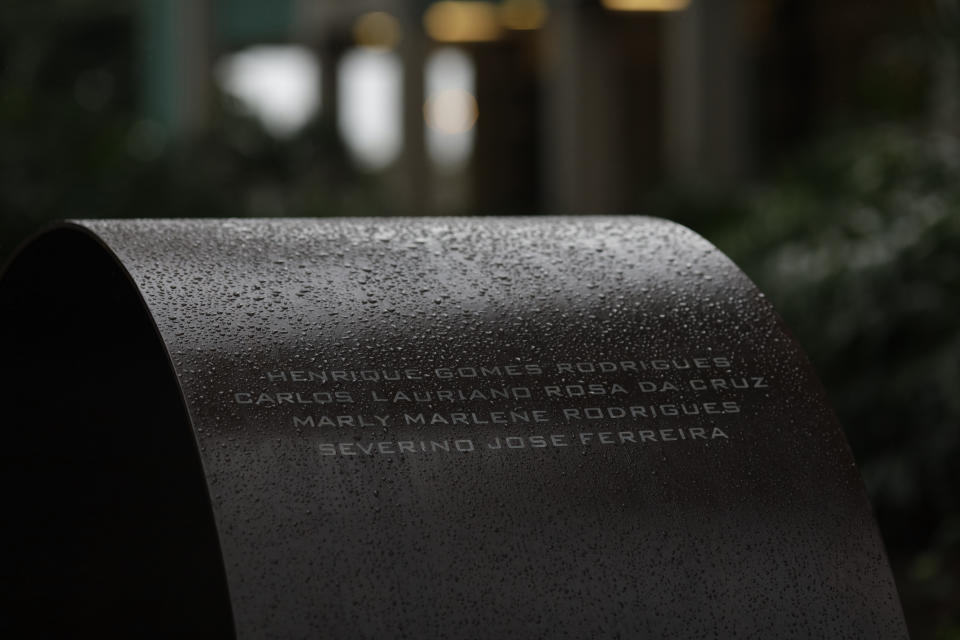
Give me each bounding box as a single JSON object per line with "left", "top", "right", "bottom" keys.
{"left": 0, "top": 217, "right": 908, "bottom": 638}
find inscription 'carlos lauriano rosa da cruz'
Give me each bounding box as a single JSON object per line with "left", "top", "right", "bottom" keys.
{"left": 0, "top": 217, "right": 908, "bottom": 638}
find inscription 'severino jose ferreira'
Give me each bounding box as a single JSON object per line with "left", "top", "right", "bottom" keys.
{"left": 318, "top": 426, "right": 730, "bottom": 456}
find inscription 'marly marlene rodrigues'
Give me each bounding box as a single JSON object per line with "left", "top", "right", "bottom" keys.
{"left": 290, "top": 402, "right": 743, "bottom": 429}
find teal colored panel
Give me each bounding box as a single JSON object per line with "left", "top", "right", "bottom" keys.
{"left": 215, "top": 0, "right": 293, "bottom": 45}
{"left": 138, "top": 0, "right": 177, "bottom": 127}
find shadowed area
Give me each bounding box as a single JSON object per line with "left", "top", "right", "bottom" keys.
{"left": 0, "top": 227, "right": 234, "bottom": 637}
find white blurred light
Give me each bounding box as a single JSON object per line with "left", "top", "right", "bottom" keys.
{"left": 425, "top": 89, "right": 478, "bottom": 134}
{"left": 215, "top": 45, "right": 320, "bottom": 137}
{"left": 338, "top": 48, "right": 403, "bottom": 172}
{"left": 425, "top": 47, "right": 477, "bottom": 172}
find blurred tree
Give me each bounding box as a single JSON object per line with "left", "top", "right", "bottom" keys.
{"left": 0, "top": 0, "right": 377, "bottom": 265}
{"left": 658, "top": 125, "right": 960, "bottom": 640}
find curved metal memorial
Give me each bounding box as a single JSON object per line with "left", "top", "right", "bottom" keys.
{"left": 0, "top": 218, "right": 907, "bottom": 637}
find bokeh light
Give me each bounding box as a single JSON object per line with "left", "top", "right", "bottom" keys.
{"left": 214, "top": 45, "right": 320, "bottom": 137}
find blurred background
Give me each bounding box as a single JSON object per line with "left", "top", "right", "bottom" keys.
{"left": 0, "top": 0, "right": 957, "bottom": 636}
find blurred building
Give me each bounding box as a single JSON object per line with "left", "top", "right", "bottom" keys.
{"left": 137, "top": 0, "right": 926, "bottom": 216}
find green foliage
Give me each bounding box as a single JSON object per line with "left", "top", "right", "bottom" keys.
{"left": 0, "top": 1, "right": 380, "bottom": 265}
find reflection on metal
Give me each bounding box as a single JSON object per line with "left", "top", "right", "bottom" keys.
{"left": 424, "top": 1, "right": 504, "bottom": 42}
{"left": 352, "top": 11, "right": 403, "bottom": 50}
{"left": 499, "top": 0, "right": 548, "bottom": 31}
{"left": 0, "top": 218, "right": 909, "bottom": 637}
{"left": 602, "top": 0, "right": 691, "bottom": 11}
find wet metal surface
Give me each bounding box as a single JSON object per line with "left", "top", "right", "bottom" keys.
{"left": 1, "top": 217, "right": 908, "bottom": 637}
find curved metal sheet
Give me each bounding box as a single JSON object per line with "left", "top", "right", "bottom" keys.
{"left": 1, "top": 217, "right": 908, "bottom": 638}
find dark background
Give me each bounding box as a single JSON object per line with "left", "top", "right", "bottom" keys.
{"left": 1, "top": 1, "right": 957, "bottom": 637}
